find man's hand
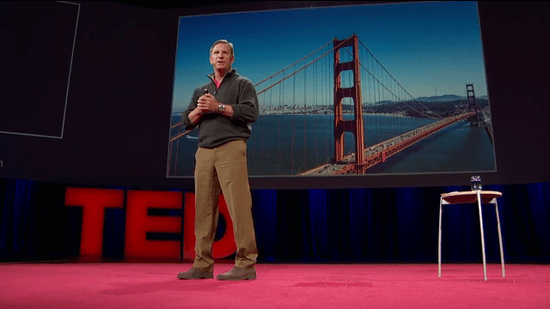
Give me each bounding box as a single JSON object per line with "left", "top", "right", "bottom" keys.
{"left": 197, "top": 94, "right": 219, "bottom": 113}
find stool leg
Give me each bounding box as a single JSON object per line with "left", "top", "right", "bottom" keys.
{"left": 438, "top": 197, "right": 443, "bottom": 278}
{"left": 476, "top": 191, "right": 487, "bottom": 281}
{"left": 495, "top": 200, "right": 506, "bottom": 278}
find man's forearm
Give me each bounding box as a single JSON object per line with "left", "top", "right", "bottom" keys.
{"left": 187, "top": 107, "right": 203, "bottom": 125}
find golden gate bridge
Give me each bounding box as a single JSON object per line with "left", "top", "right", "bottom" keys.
{"left": 168, "top": 34, "right": 489, "bottom": 176}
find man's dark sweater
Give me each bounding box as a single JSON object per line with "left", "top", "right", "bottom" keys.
{"left": 182, "top": 69, "right": 259, "bottom": 149}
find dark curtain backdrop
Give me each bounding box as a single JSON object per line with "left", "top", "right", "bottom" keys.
{"left": 1, "top": 178, "right": 549, "bottom": 263}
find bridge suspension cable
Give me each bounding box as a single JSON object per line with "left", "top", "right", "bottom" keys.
{"left": 356, "top": 38, "right": 445, "bottom": 119}
{"left": 255, "top": 39, "right": 350, "bottom": 96}
{"left": 254, "top": 39, "right": 333, "bottom": 88}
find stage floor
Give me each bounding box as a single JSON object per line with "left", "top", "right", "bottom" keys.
{"left": 1, "top": 262, "right": 549, "bottom": 308}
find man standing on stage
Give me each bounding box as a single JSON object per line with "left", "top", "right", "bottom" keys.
{"left": 177, "top": 39, "right": 259, "bottom": 281}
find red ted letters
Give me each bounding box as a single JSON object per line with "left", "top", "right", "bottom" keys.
{"left": 64, "top": 187, "right": 236, "bottom": 259}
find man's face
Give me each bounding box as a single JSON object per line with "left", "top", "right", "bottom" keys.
{"left": 210, "top": 43, "right": 234, "bottom": 72}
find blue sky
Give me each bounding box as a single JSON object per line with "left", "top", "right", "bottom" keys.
{"left": 171, "top": 1, "right": 487, "bottom": 112}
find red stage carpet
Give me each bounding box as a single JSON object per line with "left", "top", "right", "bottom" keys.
{"left": 1, "top": 262, "right": 549, "bottom": 308}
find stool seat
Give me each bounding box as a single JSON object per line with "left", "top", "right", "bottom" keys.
{"left": 441, "top": 190, "right": 502, "bottom": 204}
{"left": 438, "top": 190, "right": 505, "bottom": 281}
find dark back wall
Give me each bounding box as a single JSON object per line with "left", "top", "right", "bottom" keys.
{"left": 0, "top": 1, "right": 549, "bottom": 190}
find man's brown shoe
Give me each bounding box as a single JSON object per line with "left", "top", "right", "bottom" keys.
{"left": 216, "top": 267, "right": 256, "bottom": 281}
{"left": 177, "top": 267, "right": 213, "bottom": 280}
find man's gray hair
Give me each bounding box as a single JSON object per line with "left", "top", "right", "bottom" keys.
{"left": 210, "top": 39, "right": 234, "bottom": 56}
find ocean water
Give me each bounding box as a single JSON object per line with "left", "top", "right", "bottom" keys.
{"left": 168, "top": 114, "right": 496, "bottom": 176}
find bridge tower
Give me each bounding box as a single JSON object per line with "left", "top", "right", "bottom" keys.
{"left": 466, "top": 84, "right": 483, "bottom": 127}
{"left": 333, "top": 34, "right": 365, "bottom": 173}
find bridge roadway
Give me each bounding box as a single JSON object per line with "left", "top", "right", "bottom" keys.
{"left": 299, "top": 112, "right": 477, "bottom": 176}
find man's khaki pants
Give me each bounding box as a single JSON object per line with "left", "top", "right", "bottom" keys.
{"left": 193, "top": 140, "right": 258, "bottom": 271}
